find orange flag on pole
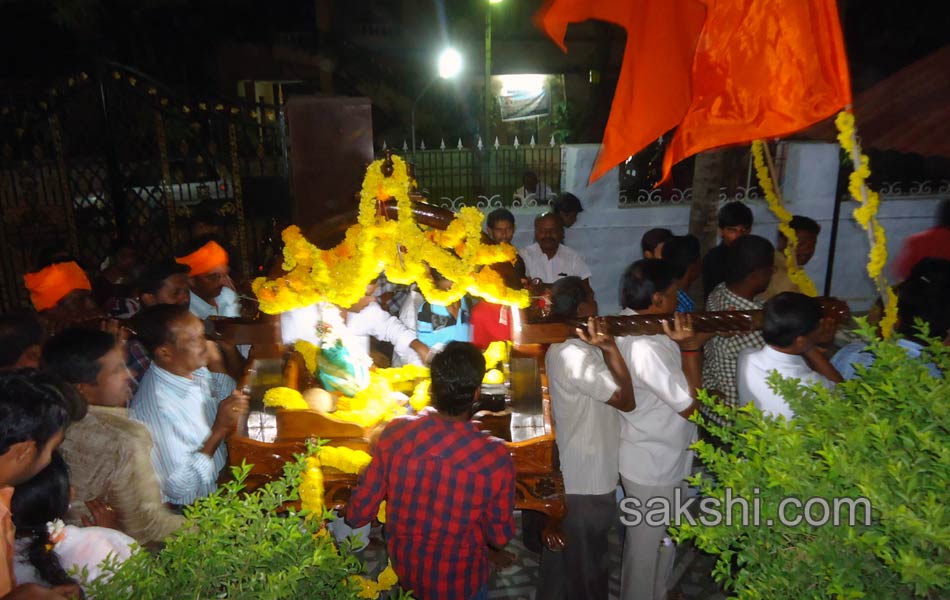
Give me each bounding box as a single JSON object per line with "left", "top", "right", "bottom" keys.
{"left": 537, "top": 0, "right": 852, "bottom": 184}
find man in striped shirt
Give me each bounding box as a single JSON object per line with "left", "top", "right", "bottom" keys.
{"left": 130, "top": 304, "right": 248, "bottom": 507}
{"left": 347, "top": 342, "right": 515, "bottom": 600}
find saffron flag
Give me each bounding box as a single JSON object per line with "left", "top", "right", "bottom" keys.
{"left": 537, "top": 0, "right": 852, "bottom": 183}
{"left": 536, "top": 0, "right": 707, "bottom": 182}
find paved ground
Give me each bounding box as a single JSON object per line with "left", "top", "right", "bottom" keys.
{"left": 361, "top": 510, "right": 727, "bottom": 599}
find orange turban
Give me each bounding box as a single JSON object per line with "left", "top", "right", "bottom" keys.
{"left": 176, "top": 241, "right": 229, "bottom": 276}
{"left": 23, "top": 261, "right": 92, "bottom": 311}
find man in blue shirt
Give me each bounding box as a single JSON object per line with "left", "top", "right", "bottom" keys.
{"left": 130, "top": 304, "right": 248, "bottom": 506}
{"left": 833, "top": 258, "right": 949, "bottom": 379}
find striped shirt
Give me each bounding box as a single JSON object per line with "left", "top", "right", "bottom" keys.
{"left": 130, "top": 365, "right": 235, "bottom": 505}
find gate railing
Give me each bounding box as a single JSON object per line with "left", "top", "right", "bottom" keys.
{"left": 379, "top": 136, "right": 563, "bottom": 211}
{"left": 0, "top": 62, "right": 292, "bottom": 312}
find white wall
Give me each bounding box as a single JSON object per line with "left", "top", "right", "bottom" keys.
{"left": 488, "top": 143, "right": 944, "bottom": 314}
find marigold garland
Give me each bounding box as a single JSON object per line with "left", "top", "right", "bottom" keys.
{"left": 299, "top": 456, "right": 325, "bottom": 518}
{"left": 294, "top": 340, "right": 320, "bottom": 374}
{"left": 253, "top": 155, "right": 529, "bottom": 314}
{"left": 318, "top": 446, "right": 373, "bottom": 473}
{"left": 751, "top": 140, "right": 819, "bottom": 297}
{"left": 834, "top": 111, "right": 898, "bottom": 338}
{"left": 299, "top": 445, "right": 399, "bottom": 598}
{"left": 263, "top": 387, "right": 309, "bottom": 410}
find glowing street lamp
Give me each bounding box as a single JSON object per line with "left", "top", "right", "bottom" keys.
{"left": 412, "top": 47, "right": 463, "bottom": 153}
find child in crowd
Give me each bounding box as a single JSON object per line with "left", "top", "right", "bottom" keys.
{"left": 12, "top": 453, "right": 135, "bottom": 592}
{"left": 640, "top": 228, "right": 672, "bottom": 259}
{"left": 737, "top": 292, "right": 842, "bottom": 419}
{"left": 662, "top": 235, "right": 701, "bottom": 313}
{"left": 0, "top": 370, "right": 73, "bottom": 599}
{"left": 702, "top": 201, "right": 753, "bottom": 298}
{"left": 0, "top": 313, "right": 44, "bottom": 372}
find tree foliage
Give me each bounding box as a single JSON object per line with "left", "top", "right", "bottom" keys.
{"left": 677, "top": 321, "right": 949, "bottom": 599}
{"left": 82, "top": 452, "right": 409, "bottom": 599}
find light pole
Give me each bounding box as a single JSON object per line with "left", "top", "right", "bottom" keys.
{"left": 485, "top": 0, "right": 503, "bottom": 146}
{"left": 411, "top": 47, "right": 462, "bottom": 154}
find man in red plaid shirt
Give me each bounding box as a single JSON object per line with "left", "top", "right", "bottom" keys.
{"left": 347, "top": 341, "right": 516, "bottom": 600}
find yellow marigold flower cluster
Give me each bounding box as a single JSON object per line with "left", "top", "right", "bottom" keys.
{"left": 409, "top": 379, "right": 430, "bottom": 412}
{"left": 348, "top": 562, "right": 399, "bottom": 599}
{"left": 751, "top": 141, "right": 818, "bottom": 297}
{"left": 299, "top": 456, "right": 324, "bottom": 518}
{"left": 372, "top": 364, "right": 430, "bottom": 392}
{"left": 253, "top": 155, "right": 529, "bottom": 314}
{"left": 263, "top": 387, "right": 309, "bottom": 410}
{"left": 333, "top": 376, "right": 407, "bottom": 428}
{"left": 834, "top": 111, "right": 897, "bottom": 337}
{"left": 318, "top": 445, "right": 372, "bottom": 474}
{"left": 483, "top": 340, "right": 509, "bottom": 369}
{"left": 294, "top": 340, "right": 320, "bottom": 374}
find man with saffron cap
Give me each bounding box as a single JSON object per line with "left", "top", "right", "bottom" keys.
{"left": 175, "top": 238, "right": 241, "bottom": 320}
{"left": 23, "top": 260, "right": 101, "bottom": 331}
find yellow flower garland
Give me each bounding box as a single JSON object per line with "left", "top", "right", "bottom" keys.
{"left": 298, "top": 446, "right": 398, "bottom": 598}
{"left": 834, "top": 111, "right": 898, "bottom": 338}
{"left": 294, "top": 340, "right": 320, "bottom": 374}
{"left": 263, "top": 387, "right": 309, "bottom": 410}
{"left": 253, "top": 155, "right": 529, "bottom": 314}
{"left": 750, "top": 140, "right": 819, "bottom": 297}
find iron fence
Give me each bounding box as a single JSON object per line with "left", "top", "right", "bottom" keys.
{"left": 0, "top": 63, "right": 291, "bottom": 312}
{"left": 380, "top": 136, "right": 563, "bottom": 211}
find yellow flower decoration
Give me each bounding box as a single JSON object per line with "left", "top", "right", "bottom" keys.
{"left": 347, "top": 562, "right": 399, "bottom": 599}
{"left": 409, "top": 379, "right": 431, "bottom": 412}
{"left": 263, "top": 387, "right": 309, "bottom": 410}
{"left": 483, "top": 340, "right": 509, "bottom": 369}
{"left": 333, "top": 375, "right": 407, "bottom": 428}
{"left": 372, "top": 364, "right": 430, "bottom": 392}
{"left": 377, "top": 501, "right": 387, "bottom": 524}
{"left": 834, "top": 111, "right": 898, "bottom": 338}
{"left": 318, "top": 446, "right": 372, "bottom": 473}
{"left": 751, "top": 141, "right": 818, "bottom": 297}
{"left": 253, "top": 155, "right": 529, "bottom": 314}
{"left": 299, "top": 456, "right": 324, "bottom": 518}
{"left": 294, "top": 340, "right": 320, "bottom": 374}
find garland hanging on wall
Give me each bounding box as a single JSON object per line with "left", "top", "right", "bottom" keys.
{"left": 834, "top": 111, "right": 898, "bottom": 338}
{"left": 750, "top": 140, "right": 819, "bottom": 297}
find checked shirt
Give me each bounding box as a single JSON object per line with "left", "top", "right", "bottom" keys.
{"left": 347, "top": 409, "right": 516, "bottom": 600}
{"left": 702, "top": 283, "right": 765, "bottom": 413}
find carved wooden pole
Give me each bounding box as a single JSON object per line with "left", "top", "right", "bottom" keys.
{"left": 512, "top": 299, "right": 850, "bottom": 345}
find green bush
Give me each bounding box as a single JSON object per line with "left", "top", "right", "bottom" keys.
{"left": 83, "top": 450, "right": 411, "bottom": 599}
{"left": 675, "top": 322, "right": 949, "bottom": 599}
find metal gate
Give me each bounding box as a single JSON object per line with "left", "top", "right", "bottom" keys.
{"left": 0, "top": 63, "right": 291, "bottom": 312}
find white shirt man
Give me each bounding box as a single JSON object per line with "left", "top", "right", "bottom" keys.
{"left": 513, "top": 180, "right": 554, "bottom": 205}
{"left": 547, "top": 339, "right": 621, "bottom": 495}
{"left": 519, "top": 242, "right": 592, "bottom": 284}
{"left": 616, "top": 310, "right": 696, "bottom": 489}
{"left": 737, "top": 346, "right": 834, "bottom": 420}
{"left": 616, "top": 305, "right": 699, "bottom": 600}
{"left": 189, "top": 286, "right": 241, "bottom": 320}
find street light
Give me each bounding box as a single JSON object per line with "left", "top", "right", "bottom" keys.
{"left": 411, "top": 47, "right": 463, "bottom": 153}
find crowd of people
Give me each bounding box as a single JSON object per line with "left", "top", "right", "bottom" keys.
{"left": 0, "top": 197, "right": 947, "bottom": 599}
